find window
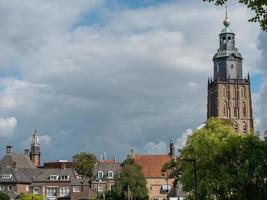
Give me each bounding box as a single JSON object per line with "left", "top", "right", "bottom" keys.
{"left": 107, "top": 171, "right": 114, "bottom": 179}
{"left": 98, "top": 171, "right": 104, "bottom": 180}
{"left": 26, "top": 185, "right": 29, "bottom": 192}
{"left": 228, "top": 36, "right": 232, "bottom": 44}
{"left": 49, "top": 175, "right": 59, "bottom": 180}
{"left": 243, "top": 122, "right": 247, "bottom": 133}
{"left": 60, "top": 187, "right": 70, "bottom": 197}
{"left": 98, "top": 184, "right": 104, "bottom": 192}
{"left": 59, "top": 176, "right": 69, "bottom": 180}
{"left": 73, "top": 186, "right": 81, "bottom": 193}
{"left": 161, "top": 185, "right": 171, "bottom": 194}
{"left": 0, "top": 185, "right": 4, "bottom": 192}
{"left": 231, "top": 64, "right": 234, "bottom": 69}
{"left": 233, "top": 122, "right": 238, "bottom": 132}
{"left": 233, "top": 106, "right": 237, "bottom": 118}
{"left": 241, "top": 87, "right": 246, "bottom": 98}
{"left": 1, "top": 174, "right": 12, "bottom": 179}
{"left": 33, "top": 187, "right": 40, "bottom": 195}
{"left": 223, "top": 101, "right": 228, "bottom": 117}
{"left": 46, "top": 187, "right": 57, "bottom": 197}
{"left": 8, "top": 185, "right": 12, "bottom": 191}
{"left": 232, "top": 88, "right": 236, "bottom": 98}
{"left": 242, "top": 102, "right": 246, "bottom": 117}
{"left": 222, "top": 87, "right": 227, "bottom": 98}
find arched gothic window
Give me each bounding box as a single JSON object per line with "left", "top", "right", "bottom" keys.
{"left": 241, "top": 87, "right": 246, "bottom": 98}
{"left": 232, "top": 88, "right": 236, "bottom": 98}
{"left": 222, "top": 87, "right": 227, "bottom": 98}
{"left": 242, "top": 102, "right": 246, "bottom": 117}
{"left": 243, "top": 122, "right": 247, "bottom": 133}
{"left": 233, "top": 121, "right": 238, "bottom": 132}
{"left": 223, "top": 101, "right": 228, "bottom": 117}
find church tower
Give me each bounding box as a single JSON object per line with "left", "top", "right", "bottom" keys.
{"left": 207, "top": 11, "right": 254, "bottom": 133}
{"left": 30, "top": 129, "right": 41, "bottom": 167}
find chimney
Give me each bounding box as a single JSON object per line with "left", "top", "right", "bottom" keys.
{"left": 24, "top": 149, "right": 30, "bottom": 156}
{"left": 6, "top": 146, "right": 12, "bottom": 154}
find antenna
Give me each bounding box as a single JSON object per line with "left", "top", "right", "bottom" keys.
{"left": 225, "top": 2, "right": 228, "bottom": 19}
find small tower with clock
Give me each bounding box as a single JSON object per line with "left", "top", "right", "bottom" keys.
{"left": 30, "top": 129, "right": 41, "bottom": 167}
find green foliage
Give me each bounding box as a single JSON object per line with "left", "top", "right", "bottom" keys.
{"left": 0, "top": 192, "right": 10, "bottom": 200}
{"left": 167, "top": 118, "right": 267, "bottom": 200}
{"left": 73, "top": 152, "right": 97, "bottom": 179}
{"left": 19, "top": 193, "right": 44, "bottom": 200}
{"left": 203, "top": 0, "right": 267, "bottom": 31}
{"left": 109, "top": 158, "right": 149, "bottom": 200}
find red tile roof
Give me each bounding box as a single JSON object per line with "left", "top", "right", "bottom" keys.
{"left": 134, "top": 154, "right": 171, "bottom": 177}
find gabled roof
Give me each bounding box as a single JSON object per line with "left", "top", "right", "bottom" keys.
{"left": 133, "top": 154, "right": 171, "bottom": 177}
{"left": 33, "top": 168, "right": 77, "bottom": 182}
{"left": 0, "top": 152, "right": 36, "bottom": 169}
{"left": 93, "top": 161, "right": 121, "bottom": 174}
{"left": 0, "top": 167, "right": 41, "bottom": 183}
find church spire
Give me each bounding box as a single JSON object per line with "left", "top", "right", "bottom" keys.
{"left": 30, "top": 129, "right": 41, "bottom": 167}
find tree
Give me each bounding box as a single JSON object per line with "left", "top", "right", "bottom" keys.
{"left": 107, "top": 158, "right": 149, "bottom": 200}
{"left": 73, "top": 152, "right": 97, "bottom": 179}
{"left": 0, "top": 192, "right": 10, "bottom": 200}
{"left": 166, "top": 118, "right": 267, "bottom": 200}
{"left": 18, "top": 193, "right": 44, "bottom": 200}
{"left": 203, "top": 0, "right": 267, "bottom": 31}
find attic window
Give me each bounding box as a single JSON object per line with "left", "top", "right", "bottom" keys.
{"left": 107, "top": 171, "right": 114, "bottom": 179}
{"left": 49, "top": 175, "right": 59, "bottom": 180}
{"left": 1, "top": 174, "right": 12, "bottom": 179}
{"left": 98, "top": 171, "right": 104, "bottom": 180}
{"left": 59, "top": 175, "right": 69, "bottom": 180}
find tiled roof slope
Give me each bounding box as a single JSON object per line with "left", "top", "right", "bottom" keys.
{"left": 94, "top": 161, "right": 121, "bottom": 174}
{"left": 0, "top": 153, "right": 36, "bottom": 169}
{"left": 134, "top": 154, "right": 171, "bottom": 177}
{"left": 0, "top": 167, "right": 41, "bottom": 183}
{"left": 34, "top": 168, "right": 77, "bottom": 182}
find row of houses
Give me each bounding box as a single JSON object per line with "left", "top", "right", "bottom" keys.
{"left": 0, "top": 131, "right": 182, "bottom": 200}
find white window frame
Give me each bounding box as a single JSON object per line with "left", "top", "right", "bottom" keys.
{"left": 72, "top": 186, "right": 81, "bottom": 193}
{"left": 98, "top": 171, "right": 104, "bottom": 180}
{"left": 46, "top": 187, "right": 57, "bottom": 197}
{"left": 1, "top": 174, "right": 12, "bottom": 179}
{"left": 49, "top": 175, "right": 59, "bottom": 180}
{"left": 98, "top": 184, "right": 104, "bottom": 192}
{"left": 107, "top": 171, "right": 114, "bottom": 179}
{"left": 59, "top": 187, "right": 70, "bottom": 197}
{"left": 33, "top": 187, "right": 40, "bottom": 195}
{"left": 59, "top": 175, "right": 69, "bottom": 180}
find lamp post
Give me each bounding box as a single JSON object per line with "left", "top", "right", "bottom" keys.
{"left": 178, "top": 158, "right": 197, "bottom": 200}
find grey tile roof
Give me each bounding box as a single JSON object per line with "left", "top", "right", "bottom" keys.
{"left": 0, "top": 153, "right": 35, "bottom": 169}
{"left": 0, "top": 167, "right": 41, "bottom": 183}
{"left": 33, "top": 168, "right": 78, "bottom": 182}
{"left": 93, "top": 161, "right": 121, "bottom": 174}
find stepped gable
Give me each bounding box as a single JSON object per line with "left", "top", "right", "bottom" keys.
{"left": 133, "top": 154, "right": 171, "bottom": 177}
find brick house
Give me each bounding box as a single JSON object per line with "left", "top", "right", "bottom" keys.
{"left": 92, "top": 158, "right": 121, "bottom": 197}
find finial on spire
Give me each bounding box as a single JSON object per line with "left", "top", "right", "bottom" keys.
{"left": 223, "top": 2, "right": 230, "bottom": 27}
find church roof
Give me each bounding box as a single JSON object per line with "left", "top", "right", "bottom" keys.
{"left": 133, "top": 154, "right": 171, "bottom": 177}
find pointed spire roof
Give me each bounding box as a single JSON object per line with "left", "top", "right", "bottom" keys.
{"left": 221, "top": 3, "right": 233, "bottom": 34}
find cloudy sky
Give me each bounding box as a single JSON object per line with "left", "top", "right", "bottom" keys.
{"left": 0, "top": 0, "right": 266, "bottom": 162}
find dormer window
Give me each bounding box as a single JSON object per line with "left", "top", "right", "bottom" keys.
{"left": 98, "top": 171, "right": 104, "bottom": 180}
{"left": 49, "top": 175, "right": 59, "bottom": 180}
{"left": 59, "top": 175, "right": 69, "bottom": 180}
{"left": 1, "top": 174, "right": 12, "bottom": 179}
{"left": 107, "top": 171, "right": 114, "bottom": 179}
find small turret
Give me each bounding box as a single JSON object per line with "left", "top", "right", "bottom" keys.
{"left": 30, "top": 129, "right": 41, "bottom": 167}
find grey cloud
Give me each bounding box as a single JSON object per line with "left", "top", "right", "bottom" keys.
{"left": 0, "top": 1, "right": 262, "bottom": 161}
